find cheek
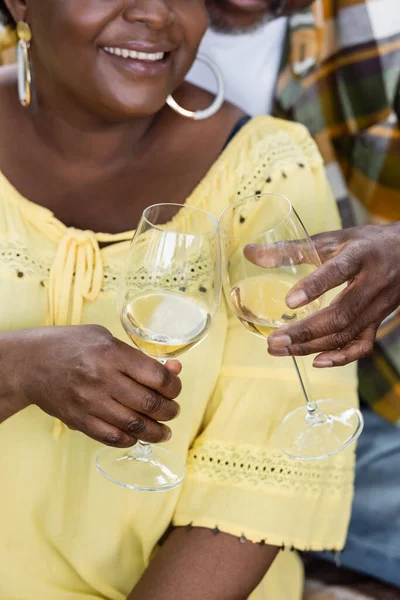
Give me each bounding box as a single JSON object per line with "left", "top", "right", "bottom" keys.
{"left": 180, "top": 2, "right": 209, "bottom": 47}
{"left": 29, "top": 1, "right": 115, "bottom": 66}
{"left": 177, "top": 5, "right": 208, "bottom": 74}
{"left": 29, "top": 5, "right": 112, "bottom": 102}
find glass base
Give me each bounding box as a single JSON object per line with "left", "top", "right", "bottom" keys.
{"left": 96, "top": 443, "right": 186, "bottom": 492}
{"left": 278, "top": 399, "right": 364, "bottom": 460}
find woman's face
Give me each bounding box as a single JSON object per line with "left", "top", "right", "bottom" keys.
{"left": 7, "top": 0, "right": 208, "bottom": 120}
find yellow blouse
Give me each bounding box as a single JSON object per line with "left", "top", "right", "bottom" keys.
{"left": 0, "top": 117, "right": 357, "bottom": 600}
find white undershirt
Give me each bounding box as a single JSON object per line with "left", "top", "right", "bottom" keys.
{"left": 186, "top": 17, "right": 288, "bottom": 116}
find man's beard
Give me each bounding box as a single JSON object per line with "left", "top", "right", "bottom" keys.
{"left": 206, "top": 0, "right": 287, "bottom": 35}
{"left": 209, "top": 10, "right": 276, "bottom": 35}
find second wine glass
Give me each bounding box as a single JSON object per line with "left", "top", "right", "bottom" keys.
{"left": 219, "top": 193, "right": 363, "bottom": 460}
{"left": 96, "top": 203, "right": 221, "bottom": 491}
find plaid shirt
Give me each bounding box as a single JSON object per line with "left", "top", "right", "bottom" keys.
{"left": 275, "top": 0, "right": 400, "bottom": 423}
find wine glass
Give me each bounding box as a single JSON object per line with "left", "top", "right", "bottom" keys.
{"left": 219, "top": 193, "right": 363, "bottom": 460}
{"left": 96, "top": 203, "right": 221, "bottom": 491}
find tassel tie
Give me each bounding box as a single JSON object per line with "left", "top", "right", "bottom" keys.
{"left": 48, "top": 227, "right": 103, "bottom": 327}
{"left": 49, "top": 228, "right": 103, "bottom": 440}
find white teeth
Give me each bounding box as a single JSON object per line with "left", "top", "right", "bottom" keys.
{"left": 103, "top": 47, "right": 165, "bottom": 61}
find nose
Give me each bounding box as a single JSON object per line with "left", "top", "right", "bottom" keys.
{"left": 124, "top": 0, "right": 175, "bottom": 30}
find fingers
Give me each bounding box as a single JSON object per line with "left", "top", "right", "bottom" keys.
{"left": 80, "top": 414, "right": 137, "bottom": 448}
{"left": 116, "top": 342, "right": 182, "bottom": 400}
{"left": 312, "top": 325, "right": 377, "bottom": 367}
{"left": 111, "top": 374, "right": 180, "bottom": 422}
{"left": 284, "top": 253, "right": 360, "bottom": 309}
{"left": 268, "top": 286, "right": 381, "bottom": 364}
{"left": 244, "top": 240, "right": 312, "bottom": 268}
{"left": 89, "top": 399, "right": 172, "bottom": 444}
{"left": 244, "top": 230, "right": 348, "bottom": 270}
{"left": 269, "top": 290, "right": 367, "bottom": 355}
{"left": 165, "top": 360, "right": 182, "bottom": 375}
{"left": 268, "top": 278, "right": 391, "bottom": 357}
{"left": 310, "top": 229, "right": 348, "bottom": 261}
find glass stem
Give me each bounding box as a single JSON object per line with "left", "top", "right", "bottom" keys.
{"left": 292, "top": 356, "right": 317, "bottom": 414}
{"left": 136, "top": 441, "right": 152, "bottom": 454}
{"left": 134, "top": 357, "right": 167, "bottom": 453}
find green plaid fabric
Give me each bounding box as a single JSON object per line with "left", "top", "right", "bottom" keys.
{"left": 274, "top": 0, "right": 400, "bottom": 423}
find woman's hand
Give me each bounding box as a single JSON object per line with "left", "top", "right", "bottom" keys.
{"left": 1, "top": 325, "right": 182, "bottom": 446}
{"left": 245, "top": 223, "right": 400, "bottom": 367}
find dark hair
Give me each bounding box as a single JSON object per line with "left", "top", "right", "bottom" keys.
{"left": 0, "top": 2, "right": 14, "bottom": 27}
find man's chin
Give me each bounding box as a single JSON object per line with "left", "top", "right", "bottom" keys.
{"left": 206, "top": 0, "right": 272, "bottom": 34}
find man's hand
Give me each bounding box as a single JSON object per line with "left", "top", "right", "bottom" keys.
{"left": 246, "top": 223, "right": 400, "bottom": 367}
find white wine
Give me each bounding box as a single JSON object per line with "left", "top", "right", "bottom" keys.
{"left": 230, "top": 273, "right": 321, "bottom": 340}
{"left": 122, "top": 291, "right": 211, "bottom": 360}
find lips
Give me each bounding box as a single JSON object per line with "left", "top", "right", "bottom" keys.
{"left": 100, "top": 45, "right": 172, "bottom": 78}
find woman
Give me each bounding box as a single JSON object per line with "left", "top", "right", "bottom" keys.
{"left": 0, "top": 1, "right": 357, "bottom": 599}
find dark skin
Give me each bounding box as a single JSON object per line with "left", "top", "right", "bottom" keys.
{"left": 130, "top": 527, "right": 278, "bottom": 600}
{"left": 0, "top": 77, "right": 240, "bottom": 235}
{"left": 249, "top": 224, "right": 400, "bottom": 367}
{"left": 0, "top": 0, "right": 278, "bottom": 596}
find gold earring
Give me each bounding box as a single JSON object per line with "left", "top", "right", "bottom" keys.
{"left": 16, "top": 21, "right": 32, "bottom": 107}
{"left": 0, "top": 23, "right": 17, "bottom": 53}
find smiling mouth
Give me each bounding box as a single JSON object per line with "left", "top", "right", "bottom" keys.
{"left": 103, "top": 47, "right": 167, "bottom": 62}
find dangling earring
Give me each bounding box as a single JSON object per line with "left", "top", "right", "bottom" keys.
{"left": 0, "top": 23, "right": 17, "bottom": 54}
{"left": 16, "top": 21, "right": 32, "bottom": 107}
{"left": 167, "top": 54, "right": 224, "bottom": 121}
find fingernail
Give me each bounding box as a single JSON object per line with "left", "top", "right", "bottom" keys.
{"left": 286, "top": 290, "right": 308, "bottom": 309}
{"left": 165, "top": 428, "right": 172, "bottom": 441}
{"left": 268, "top": 334, "right": 292, "bottom": 349}
{"left": 268, "top": 347, "right": 290, "bottom": 357}
{"left": 313, "top": 358, "right": 333, "bottom": 368}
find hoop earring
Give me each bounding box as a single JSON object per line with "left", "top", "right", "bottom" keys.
{"left": 16, "top": 21, "right": 32, "bottom": 108}
{"left": 167, "top": 54, "right": 224, "bottom": 121}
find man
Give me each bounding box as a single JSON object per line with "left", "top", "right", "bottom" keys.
{"left": 188, "top": 0, "right": 400, "bottom": 589}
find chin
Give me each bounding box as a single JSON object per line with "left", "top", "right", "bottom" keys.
{"left": 107, "top": 99, "right": 166, "bottom": 121}
{"left": 84, "top": 87, "right": 164, "bottom": 122}
{"left": 91, "top": 75, "right": 169, "bottom": 121}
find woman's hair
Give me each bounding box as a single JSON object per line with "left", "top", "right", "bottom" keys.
{"left": 0, "top": 2, "right": 14, "bottom": 27}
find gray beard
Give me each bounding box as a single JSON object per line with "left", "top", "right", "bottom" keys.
{"left": 209, "top": 13, "right": 277, "bottom": 35}
{"left": 206, "top": 0, "right": 287, "bottom": 35}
